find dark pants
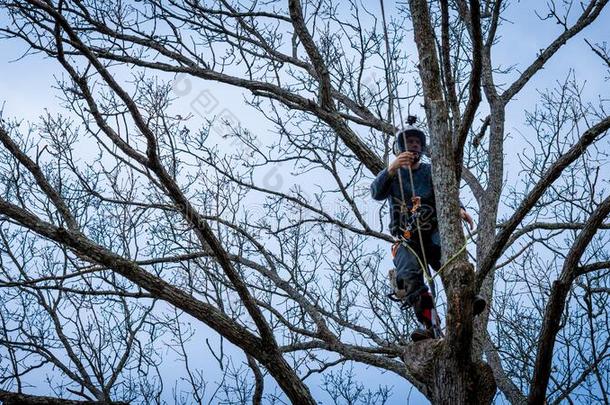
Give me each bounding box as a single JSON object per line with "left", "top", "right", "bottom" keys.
{"left": 393, "top": 229, "right": 442, "bottom": 306}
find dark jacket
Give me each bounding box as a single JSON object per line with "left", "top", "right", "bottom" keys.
{"left": 371, "top": 163, "right": 439, "bottom": 236}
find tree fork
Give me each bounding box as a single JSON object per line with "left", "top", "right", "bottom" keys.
{"left": 403, "top": 261, "right": 496, "bottom": 404}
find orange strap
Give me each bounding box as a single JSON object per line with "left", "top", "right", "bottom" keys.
{"left": 410, "top": 196, "right": 421, "bottom": 213}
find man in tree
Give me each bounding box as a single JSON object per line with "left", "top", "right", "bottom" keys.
{"left": 371, "top": 122, "right": 483, "bottom": 341}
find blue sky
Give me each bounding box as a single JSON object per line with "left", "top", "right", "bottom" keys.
{"left": 1, "top": 1, "right": 609, "bottom": 404}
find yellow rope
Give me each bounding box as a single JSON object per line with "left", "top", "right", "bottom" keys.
{"left": 399, "top": 222, "right": 473, "bottom": 283}
{"left": 429, "top": 241, "right": 468, "bottom": 281}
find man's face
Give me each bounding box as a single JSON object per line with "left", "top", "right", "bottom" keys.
{"left": 405, "top": 136, "right": 422, "bottom": 153}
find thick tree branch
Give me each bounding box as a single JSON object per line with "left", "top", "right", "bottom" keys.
{"left": 477, "top": 115, "right": 610, "bottom": 288}
{"left": 0, "top": 126, "right": 78, "bottom": 230}
{"left": 47, "top": 3, "right": 279, "bottom": 345}
{"left": 527, "top": 194, "right": 610, "bottom": 404}
{"left": 578, "top": 261, "right": 610, "bottom": 275}
{"left": 472, "top": 115, "right": 490, "bottom": 148}
{"left": 483, "top": 332, "right": 527, "bottom": 405}
{"left": 247, "top": 356, "right": 264, "bottom": 405}
{"left": 505, "top": 221, "right": 610, "bottom": 250}
{"left": 501, "top": 0, "right": 609, "bottom": 104}
{"left": 462, "top": 166, "right": 485, "bottom": 205}
{"left": 440, "top": 0, "right": 460, "bottom": 130}
{"left": 454, "top": 0, "right": 482, "bottom": 179}
{"left": 288, "top": 0, "right": 333, "bottom": 108}
{"left": 0, "top": 390, "right": 127, "bottom": 405}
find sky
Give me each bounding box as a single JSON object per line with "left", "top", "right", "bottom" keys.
{"left": 0, "top": 1, "right": 609, "bottom": 404}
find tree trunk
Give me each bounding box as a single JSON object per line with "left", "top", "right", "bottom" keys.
{"left": 431, "top": 261, "right": 497, "bottom": 404}
{"left": 404, "top": 0, "right": 499, "bottom": 402}
{"left": 431, "top": 357, "right": 496, "bottom": 404}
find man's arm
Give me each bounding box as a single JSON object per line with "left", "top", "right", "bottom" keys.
{"left": 460, "top": 207, "right": 475, "bottom": 229}
{"left": 371, "top": 168, "right": 393, "bottom": 200}
{"left": 371, "top": 152, "right": 417, "bottom": 200}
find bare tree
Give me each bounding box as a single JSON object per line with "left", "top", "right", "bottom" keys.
{"left": 0, "top": 0, "right": 609, "bottom": 403}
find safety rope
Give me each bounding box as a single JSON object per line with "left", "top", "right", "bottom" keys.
{"left": 379, "top": 0, "right": 446, "bottom": 338}
{"left": 379, "top": 0, "right": 427, "bottom": 283}
{"left": 379, "top": 0, "right": 433, "bottom": 289}
{"left": 379, "top": 0, "right": 434, "bottom": 301}
{"left": 379, "top": 0, "right": 404, "bottom": 130}
{"left": 407, "top": 160, "right": 431, "bottom": 280}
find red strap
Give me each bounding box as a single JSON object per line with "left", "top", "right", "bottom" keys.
{"left": 422, "top": 308, "right": 432, "bottom": 323}
{"left": 391, "top": 242, "right": 400, "bottom": 257}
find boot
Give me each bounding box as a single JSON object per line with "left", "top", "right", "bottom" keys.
{"left": 411, "top": 326, "right": 435, "bottom": 342}
{"left": 413, "top": 291, "right": 434, "bottom": 325}
{"left": 473, "top": 294, "right": 486, "bottom": 316}
{"left": 411, "top": 292, "right": 437, "bottom": 342}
